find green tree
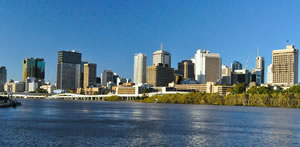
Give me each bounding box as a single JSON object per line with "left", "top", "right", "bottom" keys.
{"left": 232, "top": 83, "right": 246, "bottom": 94}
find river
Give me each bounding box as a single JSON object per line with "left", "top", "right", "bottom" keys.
{"left": 0, "top": 99, "right": 300, "bottom": 146}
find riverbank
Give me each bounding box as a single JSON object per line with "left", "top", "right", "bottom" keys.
{"left": 138, "top": 92, "right": 300, "bottom": 108}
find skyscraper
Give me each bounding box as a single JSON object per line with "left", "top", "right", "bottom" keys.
{"left": 177, "top": 60, "right": 195, "bottom": 79}
{"left": 194, "top": 49, "right": 222, "bottom": 84}
{"left": 57, "top": 50, "right": 82, "bottom": 90}
{"left": 272, "top": 45, "right": 298, "bottom": 85}
{"left": 152, "top": 43, "right": 171, "bottom": 67}
{"left": 147, "top": 45, "right": 175, "bottom": 86}
{"left": 80, "top": 61, "right": 88, "bottom": 88}
{"left": 134, "top": 53, "right": 147, "bottom": 85}
{"left": 22, "top": 58, "right": 45, "bottom": 82}
{"left": 0, "top": 66, "right": 7, "bottom": 92}
{"left": 101, "top": 70, "right": 113, "bottom": 87}
{"left": 256, "top": 56, "right": 265, "bottom": 83}
{"left": 231, "top": 61, "right": 242, "bottom": 72}
{"left": 83, "top": 63, "right": 97, "bottom": 88}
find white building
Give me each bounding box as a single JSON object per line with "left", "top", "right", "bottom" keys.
{"left": 221, "top": 64, "right": 231, "bottom": 85}
{"left": 133, "top": 53, "right": 147, "bottom": 85}
{"left": 256, "top": 56, "right": 265, "bottom": 83}
{"left": 25, "top": 77, "right": 39, "bottom": 92}
{"left": 193, "top": 49, "right": 222, "bottom": 84}
{"left": 40, "top": 84, "right": 55, "bottom": 94}
{"left": 267, "top": 64, "right": 273, "bottom": 84}
{"left": 152, "top": 43, "right": 171, "bottom": 67}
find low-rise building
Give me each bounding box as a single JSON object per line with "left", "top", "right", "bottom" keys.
{"left": 175, "top": 82, "right": 233, "bottom": 95}
{"left": 4, "top": 80, "right": 25, "bottom": 92}
{"left": 40, "top": 84, "right": 55, "bottom": 94}
{"left": 115, "top": 87, "right": 136, "bottom": 95}
{"left": 76, "top": 87, "right": 107, "bottom": 95}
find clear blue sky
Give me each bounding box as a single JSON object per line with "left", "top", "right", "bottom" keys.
{"left": 0, "top": 0, "right": 300, "bottom": 83}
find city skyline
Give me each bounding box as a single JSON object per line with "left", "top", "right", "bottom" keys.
{"left": 1, "top": 1, "right": 300, "bottom": 83}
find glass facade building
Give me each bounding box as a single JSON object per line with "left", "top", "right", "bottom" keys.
{"left": 23, "top": 58, "right": 45, "bottom": 82}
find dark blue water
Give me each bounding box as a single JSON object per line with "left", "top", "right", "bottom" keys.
{"left": 0, "top": 99, "right": 300, "bottom": 146}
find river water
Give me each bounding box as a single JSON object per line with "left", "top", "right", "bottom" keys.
{"left": 0, "top": 99, "right": 300, "bottom": 146}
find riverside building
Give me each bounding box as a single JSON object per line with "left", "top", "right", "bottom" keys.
{"left": 56, "top": 50, "right": 82, "bottom": 90}
{"left": 272, "top": 45, "right": 298, "bottom": 85}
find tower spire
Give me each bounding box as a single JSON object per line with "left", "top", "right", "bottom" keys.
{"left": 160, "top": 42, "right": 164, "bottom": 50}
{"left": 257, "top": 46, "right": 259, "bottom": 57}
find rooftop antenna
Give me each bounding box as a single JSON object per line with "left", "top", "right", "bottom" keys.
{"left": 246, "top": 56, "right": 249, "bottom": 70}
{"left": 287, "top": 40, "right": 289, "bottom": 45}
{"left": 257, "top": 46, "right": 259, "bottom": 57}
{"left": 160, "top": 42, "right": 164, "bottom": 50}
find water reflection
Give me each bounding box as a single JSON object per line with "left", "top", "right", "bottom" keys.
{"left": 0, "top": 99, "right": 300, "bottom": 146}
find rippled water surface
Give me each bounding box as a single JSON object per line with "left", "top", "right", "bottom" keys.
{"left": 1, "top": 99, "right": 300, "bottom": 146}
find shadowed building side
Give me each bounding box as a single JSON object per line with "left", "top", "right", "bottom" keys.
{"left": 83, "top": 63, "right": 97, "bottom": 88}
{"left": 56, "top": 50, "right": 82, "bottom": 90}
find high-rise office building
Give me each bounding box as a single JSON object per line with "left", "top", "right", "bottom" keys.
{"left": 152, "top": 43, "right": 171, "bottom": 67}
{"left": 57, "top": 50, "right": 82, "bottom": 90}
{"left": 147, "top": 45, "right": 175, "bottom": 87}
{"left": 267, "top": 64, "right": 273, "bottom": 84}
{"left": 256, "top": 56, "right": 265, "bottom": 83}
{"left": 0, "top": 66, "right": 7, "bottom": 92}
{"left": 147, "top": 65, "right": 175, "bottom": 87}
{"left": 231, "top": 61, "right": 242, "bottom": 72}
{"left": 272, "top": 45, "right": 298, "bottom": 85}
{"left": 134, "top": 53, "right": 147, "bottom": 85}
{"left": 194, "top": 50, "right": 222, "bottom": 84}
{"left": 22, "top": 58, "right": 45, "bottom": 82}
{"left": 177, "top": 60, "right": 195, "bottom": 79}
{"left": 101, "top": 70, "right": 113, "bottom": 87}
{"left": 80, "top": 61, "right": 88, "bottom": 88}
{"left": 83, "top": 63, "right": 97, "bottom": 88}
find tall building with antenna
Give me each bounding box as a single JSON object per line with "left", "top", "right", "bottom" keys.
{"left": 147, "top": 44, "right": 175, "bottom": 86}
{"left": 152, "top": 43, "right": 171, "bottom": 67}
